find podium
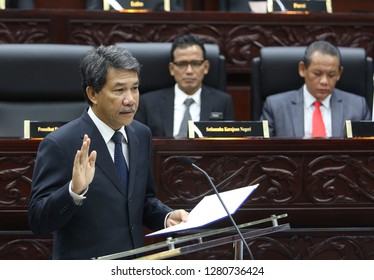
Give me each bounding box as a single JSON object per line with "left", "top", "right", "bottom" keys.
{"left": 95, "top": 214, "right": 290, "bottom": 260}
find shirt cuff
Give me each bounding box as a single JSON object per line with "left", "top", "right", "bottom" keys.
{"left": 69, "top": 181, "right": 88, "bottom": 205}
{"left": 164, "top": 211, "right": 172, "bottom": 228}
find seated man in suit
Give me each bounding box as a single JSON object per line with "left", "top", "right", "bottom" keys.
{"left": 135, "top": 35, "right": 235, "bottom": 137}
{"left": 261, "top": 40, "right": 371, "bottom": 138}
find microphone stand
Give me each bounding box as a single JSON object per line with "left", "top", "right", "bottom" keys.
{"left": 180, "top": 157, "right": 254, "bottom": 260}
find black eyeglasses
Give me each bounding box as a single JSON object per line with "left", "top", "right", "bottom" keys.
{"left": 172, "top": 60, "right": 205, "bottom": 70}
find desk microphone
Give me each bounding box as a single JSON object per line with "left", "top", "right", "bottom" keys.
{"left": 179, "top": 156, "right": 254, "bottom": 260}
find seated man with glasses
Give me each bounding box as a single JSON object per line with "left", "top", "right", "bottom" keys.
{"left": 135, "top": 34, "right": 234, "bottom": 137}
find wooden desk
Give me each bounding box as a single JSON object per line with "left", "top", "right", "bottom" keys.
{"left": 1, "top": 138, "right": 374, "bottom": 259}
{"left": 152, "top": 138, "right": 374, "bottom": 227}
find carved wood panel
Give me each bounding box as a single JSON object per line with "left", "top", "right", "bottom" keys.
{"left": 0, "top": 155, "right": 34, "bottom": 209}
{"left": 171, "top": 229, "right": 374, "bottom": 260}
{"left": 0, "top": 233, "right": 52, "bottom": 260}
{"left": 2, "top": 111, "right": 374, "bottom": 260}
{"left": 152, "top": 139, "right": 374, "bottom": 228}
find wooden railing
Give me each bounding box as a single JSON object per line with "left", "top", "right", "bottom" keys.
{"left": 1, "top": 138, "right": 374, "bottom": 259}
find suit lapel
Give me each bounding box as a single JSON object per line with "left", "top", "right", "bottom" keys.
{"left": 331, "top": 91, "right": 344, "bottom": 137}
{"left": 80, "top": 111, "right": 127, "bottom": 197}
{"left": 161, "top": 89, "right": 175, "bottom": 137}
{"left": 200, "top": 86, "right": 213, "bottom": 120}
{"left": 125, "top": 124, "right": 139, "bottom": 198}
{"left": 291, "top": 89, "right": 305, "bottom": 137}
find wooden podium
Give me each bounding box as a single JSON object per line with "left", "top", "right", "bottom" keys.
{"left": 94, "top": 214, "right": 290, "bottom": 260}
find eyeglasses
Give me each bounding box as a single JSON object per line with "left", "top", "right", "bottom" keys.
{"left": 172, "top": 60, "right": 205, "bottom": 70}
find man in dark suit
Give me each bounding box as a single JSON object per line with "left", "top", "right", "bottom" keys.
{"left": 135, "top": 35, "right": 234, "bottom": 137}
{"left": 260, "top": 40, "right": 371, "bottom": 138}
{"left": 28, "top": 45, "right": 188, "bottom": 259}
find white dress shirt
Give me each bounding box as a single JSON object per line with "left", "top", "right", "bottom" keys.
{"left": 303, "top": 85, "right": 332, "bottom": 138}
{"left": 70, "top": 107, "right": 129, "bottom": 203}
{"left": 173, "top": 84, "right": 201, "bottom": 137}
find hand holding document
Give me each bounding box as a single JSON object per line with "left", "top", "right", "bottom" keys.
{"left": 146, "top": 184, "right": 258, "bottom": 237}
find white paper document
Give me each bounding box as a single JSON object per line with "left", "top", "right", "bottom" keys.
{"left": 146, "top": 184, "right": 258, "bottom": 237}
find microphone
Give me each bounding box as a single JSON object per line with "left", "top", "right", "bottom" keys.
{"left": 180, "top": 156, "right": 254, "bottom": 260}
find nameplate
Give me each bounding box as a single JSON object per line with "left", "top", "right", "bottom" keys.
{"left": 187, "top": 121, "right": 269, "bottom": 139}
{"left": 345, "top": 120, "right": 374, "bottom": 138}
{"left": 106, "top": 0, "right": 166, "bottom": 12}
{"left": 24, "top": 120, "right": 67, "bottom": 139}
{"left": 267, "top": 0, "right": 332, "bottom": 13}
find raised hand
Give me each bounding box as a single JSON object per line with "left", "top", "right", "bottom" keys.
{"left": 71, "top": 134, "right": 97, "bottom": 195}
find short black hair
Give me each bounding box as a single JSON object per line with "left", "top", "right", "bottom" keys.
{"left": 170, "top": 35, "right": 206, "bottom": 62}
{"left": 303, "top": 40, "right": 342, "bottom": 68}
{"left": 79, "top": 45, "right": 141, "bottom": 105}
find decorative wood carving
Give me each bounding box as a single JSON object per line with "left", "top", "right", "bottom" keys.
{"left": 1, "top": 137, "right": 374, "bottom": 259}
{"left": 154, "top": 143, "right": 374, "bottom": 207}
{"left": 0, "top": 237, "right": 52, "bottom": 260}
{"left": 249, "top": 231, "right": 374, "bottom": 260}
{"left": 170, "top": 230, "right": 374, "bottom": 260}
{"left": 0, "top": 156, "right": 34, "bottom": 207}
{"left": 0, "top": 19, "right": 50, "bottom": 43}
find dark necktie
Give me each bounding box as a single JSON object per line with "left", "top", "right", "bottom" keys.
{"left": 177, "top": 98, "right": 194, "bottom": 137}
{"left": 312, "top": 100, "right": 326, "bottom": 137}
{"left": 112, "top": 131, "right": 129, "bottom": 190}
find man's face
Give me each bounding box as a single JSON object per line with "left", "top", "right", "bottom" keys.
{"left": 87, "top": 67, "right": 139, "bottom": 130}
{"left": 169, "top": 45, "right": 210, "bottom": 95}
{"left": 299, "top": 51, "right": 343, "bottom": 100}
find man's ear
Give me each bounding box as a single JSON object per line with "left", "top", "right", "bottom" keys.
{"left": 203, "top": 60, "right": 210, "bottom": 75}
{"left": 337, "top": 66, "right": 344, "bottom": 81}
{"left": 169, "top": 62, "right": 175, "bottom": 76}
{"left": 298, "top": 61, "right": 306, "bottom": 78}
{"left": 86, "top": 86, "right": 97, "bottom": 104}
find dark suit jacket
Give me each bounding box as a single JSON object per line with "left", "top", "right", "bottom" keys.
{"left": 260, "top": 87, "right": 371, "bottom": 138}
{"left": 135, "top": 85, "right": 235, "bottom": 137}
{"left": 28, "top": 109, "right": 172, "bottom": 259}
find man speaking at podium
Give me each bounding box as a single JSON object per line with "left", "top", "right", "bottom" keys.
{"left": 28, "top": 45, "right": 188, "bottom": 259}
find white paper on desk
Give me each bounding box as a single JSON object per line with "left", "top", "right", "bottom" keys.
{"left": 146, "top": 184, "right": 258, "bottom": 237}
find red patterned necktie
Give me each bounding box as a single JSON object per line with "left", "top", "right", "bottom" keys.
{"left": 312, "top": 100, "right": 326, "bottom": 138}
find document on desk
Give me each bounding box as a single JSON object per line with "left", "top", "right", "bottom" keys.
{"left": 146, "top": 184, "right": 258, "bottom": 237}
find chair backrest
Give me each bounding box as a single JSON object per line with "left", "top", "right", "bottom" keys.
{"left": 115, "top": 42, "right": 227, "bottom": 94}
{"left": 0, "top": 44, "right": 93, "bottom": 137}
{"left": 251, "top": 46, "right": 374, "bottom": 120}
